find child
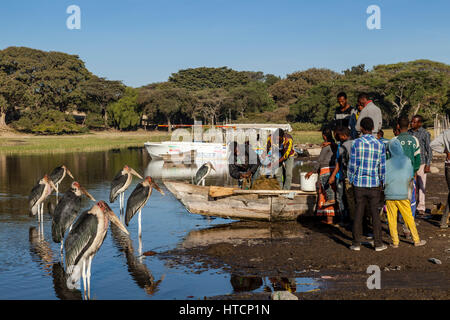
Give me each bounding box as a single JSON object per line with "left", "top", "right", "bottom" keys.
{"left": 384, "top": 139, "right": 426, "bottom": 248}
{"left": 306, "top": 127, "right": 338, "bottom": 224}
{"left": 329, "top": 127, "right": 354, "bottom": 224}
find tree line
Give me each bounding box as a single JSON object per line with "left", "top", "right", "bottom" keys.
{"left": 0, "top": 46, "right": 448, "bottom": 134}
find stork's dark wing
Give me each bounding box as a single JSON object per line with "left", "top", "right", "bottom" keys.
{"left": 64, "top": 211, "right": 97, "bottom": 268}
{"left": 194, "top": 164, "right": 208, "bottom": 185}
{"left": 52, "top": 191, "right": 82, "bottom": 243}
{"left": 125, "top": 183, "right": 151, "bottom": 226}
{"left": 50, "top": 166, "right": 64, "bottom": 185}
{"left": 110, "top": 171, "right": 128, "bottom": 203}
{"left": 29, "top": 183, "right": 44, "bottom": 210}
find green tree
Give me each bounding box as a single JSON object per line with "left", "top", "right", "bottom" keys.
{"left": 168, "top": 67, "right": 255, "bottom": 90}
{"left": 138, "top": 85, "right": 196, "bottom": 133}
{"left": 107, "top": 87, "right": 141, "bottom": 131}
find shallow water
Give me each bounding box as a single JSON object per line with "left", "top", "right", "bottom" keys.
{"left": 0, "top": 149, "right": 319, "bottom": 299}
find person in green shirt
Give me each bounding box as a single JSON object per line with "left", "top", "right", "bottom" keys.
{"left": 392, "top": 117, "right": 421, "bottom": 175}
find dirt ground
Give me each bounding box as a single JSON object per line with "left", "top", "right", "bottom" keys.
{"left": 160, "top": 154, "right": 450, "bottom": 300}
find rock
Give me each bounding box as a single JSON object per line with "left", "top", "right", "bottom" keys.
{"left": 428, "top": 258, "right": 442, "bottom": 265}
{"left": 271, "top": 291, "right": 299, "bottom": 300}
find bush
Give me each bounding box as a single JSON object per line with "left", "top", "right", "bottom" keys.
{"left": 84, "top": 113, "right": 105, "bottom": 130}
{"left": 11, "top": 109, "right": 87, "bottom": 134}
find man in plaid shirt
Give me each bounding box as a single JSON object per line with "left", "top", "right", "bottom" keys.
{"left": 348, "top": 117, "right": 387, "bottom": 252}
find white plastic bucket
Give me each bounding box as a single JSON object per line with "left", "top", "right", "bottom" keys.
{"left": 300, "top": 172, "right": 318, "bottom": 192}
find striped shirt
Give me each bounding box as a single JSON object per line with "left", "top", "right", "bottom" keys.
{"left": 348, "top": 134, "right": 386, "bottom": 188}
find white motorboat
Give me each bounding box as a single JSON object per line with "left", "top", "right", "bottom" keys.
{"left": 144, "top": 141, "right": 228, "bottom": 160}
{"left": 144, "top": 123, "right": 292, "bottom": 160}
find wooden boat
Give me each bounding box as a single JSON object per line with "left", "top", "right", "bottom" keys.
{"left": 163, "top": 180, "right": 317, "bottom": 222}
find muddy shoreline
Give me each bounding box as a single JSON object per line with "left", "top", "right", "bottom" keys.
{"left": 160, "top": 155, "right": 450, "bottom": 300}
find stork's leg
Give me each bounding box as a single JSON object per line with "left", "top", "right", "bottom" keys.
{"left": 138, "top": 209, "right": 142, "bottom": 260}
{"left": 202, "top": 179, "right": 205, "bottom": 186}
{"left": 82, "top": 259, "right": 87, "bottom": 300}
{"left": 87, "top": 256, "right": 92, "bottom": 300}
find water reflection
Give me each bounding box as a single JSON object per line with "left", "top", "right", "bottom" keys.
{"left": 28, "top": 227, "right": 53, "bottom": 276}
{"left": 145, "top": 160, "right": 234, "bottom": 186}
{"left": 110, "top": 224, "right": 164, "bottom": 296}
{"left": 51, "top": 263, "right": 82, "bottom": 300}
{"left": 230, "top": 275, "right": 317, "bottom": 294}
{"left": 182, "top": 221, "right": 306, "bottom": 248}
{"left": 29, "top": 226, "right": 83, "bottom": 299}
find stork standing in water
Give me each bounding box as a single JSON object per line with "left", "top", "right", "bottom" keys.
{"left": 125, "top": 177, "right": 165, "bottom": 257}
{"left": 193, "top": 162, "right": 216, "bottom": 186}
{"left": 110, "top": 165, "right": 143, "bottom": 217}
{"left": 65, "top": 201, "right": 128, "bottom": 300}
{"left": 51, "top": 182, "right": 96, "bottom": 257}
{"left": 29, "top": 175, "right": 57, "bottom": 238}
{"left": 50, "top": 165, "right": 75, "bottom": 201}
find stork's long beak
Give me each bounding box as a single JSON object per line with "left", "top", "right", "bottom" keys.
{"left": 130, "top": 168, "right": 143, "bottom": 179}
{"left": 67, "top": 169, "right": 74, "bottom": 180}
{"left": 106, "top": 209, "right": 129, "bottom": 235}
{"left": 152, "top": 182, "right": 165, "bottom": 196}
{"left": 81, "top": 187, "right": 96, "bottom": 201}
{"left": 210, "top": 164, "right": 216, "bottom": 172}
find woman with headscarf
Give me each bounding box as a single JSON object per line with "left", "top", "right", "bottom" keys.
{"left": 384, "top": 139, "right": 426, "bottom": 248}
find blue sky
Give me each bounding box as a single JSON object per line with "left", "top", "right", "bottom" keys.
{"left": 0, "top": 0, "right": 449, "bottom": 87}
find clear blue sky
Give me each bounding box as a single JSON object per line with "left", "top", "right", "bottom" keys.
{"left": 0, "top": 0, "right": 449, "bottom": 87}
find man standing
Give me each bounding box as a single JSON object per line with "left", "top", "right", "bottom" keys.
{"left": 355, "top": 93, "right": 383, "bottom": 137}
{"left": 409, "top": 115, "right": 432, "bottom": 215}
{"left": 430, "top": 129, "right": 450, "bottom": 228}
{"left": 393, "top": 117, "right": 421, "bottom": 218}
{"left": 333, "top": 92, "right": 354, "bottom": 130}
{"left": 267, "top": 128, "right": 295, "bottom": 190}
{"left": 348, "top": 117, "right": 387, "bottom": 252}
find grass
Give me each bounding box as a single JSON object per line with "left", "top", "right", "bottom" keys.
{"left": 0, "top": 130, "right": 170, "bottom": 155}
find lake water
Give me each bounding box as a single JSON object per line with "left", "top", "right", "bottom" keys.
{"left": 0, "top": 148, "right": 319, "bottom": 299}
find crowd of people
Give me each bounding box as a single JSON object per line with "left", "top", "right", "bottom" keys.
{"left": 305, "top": 92, "right": 449, "bottom": 251}
{"left": 225, "top": 91, "right": 449, "bottom": 251}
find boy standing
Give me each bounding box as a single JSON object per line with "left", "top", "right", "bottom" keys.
{"left": 384, "top": 139, "right": 426, "bottom": 247}
{"left": 329, "top": 127, "right": 354, "bottom": 224}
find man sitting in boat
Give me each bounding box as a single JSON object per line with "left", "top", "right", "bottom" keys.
{"left": 228, "top": 142, "right": 261, "bottom": 189}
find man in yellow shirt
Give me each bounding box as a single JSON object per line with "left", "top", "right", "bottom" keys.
{"left": 266, "top": 129, "right": 295, "bottom": 190}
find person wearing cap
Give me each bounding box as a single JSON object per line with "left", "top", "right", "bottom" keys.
{"left": 266, "top": 128, "right": 295, "bottom": 190}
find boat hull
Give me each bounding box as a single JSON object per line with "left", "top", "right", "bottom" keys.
{"left": 163, "top": 181, "right": 317, "bottom": 222}
{"left": 144, "top": 141, "right": 228, "bottom": 161}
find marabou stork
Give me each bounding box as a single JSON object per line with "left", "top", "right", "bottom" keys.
{"left": 29, "top": 174, "right": 57, "bottom": 229}
{"left": 64, "top": 201, "right": 128, "bottom": 300}
{"left": 51, "top": 181, "right": 96, "bottom": 256}
{"left": 193, "top": 162, "right": 216, "bottom": 186}
{"left": 109, "top": 165, "right": 143, "bottom": 215}
{"left": 50, "top": 165, "right": 74, "bottom": 200}
{"left": 125, "top": 177, "right": 165, "bottom": 256}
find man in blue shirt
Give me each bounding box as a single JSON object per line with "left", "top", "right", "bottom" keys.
{"left": 348, "top": 117, "right": 387, "bottom": 252}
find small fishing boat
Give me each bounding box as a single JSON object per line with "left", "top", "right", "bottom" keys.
{"left": 163, "top": 180, "right": 317, "bottom": 222}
